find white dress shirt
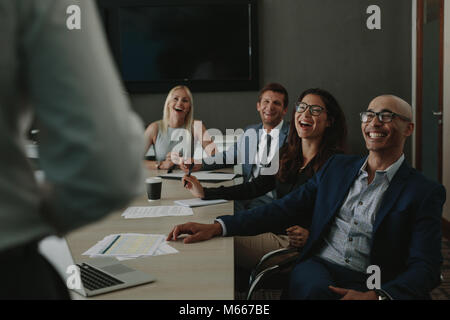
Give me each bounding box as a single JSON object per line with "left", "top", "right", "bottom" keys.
{"left": 251, "top": 120, "right": 283, "bottom": 180}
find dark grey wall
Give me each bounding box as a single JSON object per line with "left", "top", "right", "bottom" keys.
{"left": 130, "top": 0, "right": 412, "bottom": 157}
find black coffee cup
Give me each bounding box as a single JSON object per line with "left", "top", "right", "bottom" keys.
{"left": 146, "top": 177, "right": 162, "bottom": 201}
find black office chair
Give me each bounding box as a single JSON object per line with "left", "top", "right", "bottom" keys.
{"left": 247, "top": 249, "right": 445, "bottom": 300}
{"left": 246, "top": 247, "right": 301, "bottom": 300}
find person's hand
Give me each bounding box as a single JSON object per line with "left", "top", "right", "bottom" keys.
{"left": 166, "top": 222, "right": 223, "bottom": 244}
{"left": 179, "top": 158, "right": 202, "bottom": 173}
{"left": 182, "top": 174, "right": 205, "bottom": 198}
{"left": 328, "top": 286, "right": 378, "bottom": 300}
{"left": 286, "top": 225, "right": 309, "bottom": 248}
{"left": 167, "top": 151, "right": 182, "bottom": 165}
{"left": 158, "top": 159, "right": 175, "bottom": 170}
{"left": 143, "top": 160, "right": 172, "bottom": 170}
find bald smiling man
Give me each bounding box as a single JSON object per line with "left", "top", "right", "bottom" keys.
{"left": 168, "top": 95, "right": 446, "bottom": 300}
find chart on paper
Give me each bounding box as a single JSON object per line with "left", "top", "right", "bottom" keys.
{"left": 82, "top": 233, "right": 177, "bottom": 260}
{"left": 89, "top": 234, "right": 164, "bottom": 256}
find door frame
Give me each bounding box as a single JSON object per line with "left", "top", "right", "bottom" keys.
{"left": 414, "top": 0, "right": 444, "bottom": 182}
{"left": 415, "top": 0, "right": 449, "bottom": 238}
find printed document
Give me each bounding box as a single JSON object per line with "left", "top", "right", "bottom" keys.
{"left": 83, "top": 233, "right": 178, "bottom": 260}
{"left": 122, "top": 206, "right": 193, "bottom": 219}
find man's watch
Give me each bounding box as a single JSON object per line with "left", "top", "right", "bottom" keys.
{"left": 375, "top": 289, "right": 391, "bottom": 300}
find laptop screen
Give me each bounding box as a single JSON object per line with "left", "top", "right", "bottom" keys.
{"left": 38, "top": 236, "right": 86, "bottom": 296}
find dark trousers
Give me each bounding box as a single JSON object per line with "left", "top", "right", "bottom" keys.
{"left": 288, "top": 256, "right": 369, "bottom": 300}
{"left": 0, "top": 241, "right": 70, "bottom": 300}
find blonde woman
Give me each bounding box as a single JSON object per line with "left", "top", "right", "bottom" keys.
{"left": 144, "top": 85, "right": 216, "bottom": 170}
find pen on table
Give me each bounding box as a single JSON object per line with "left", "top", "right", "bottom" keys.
{"left": 101, "top": 235, "right": 121, "bottom": 254}
{"left": 184, "top": 163, "right": 195, "bottom": 187}
{"left": 168, "top": 151, "right": 183, "bottom": 173}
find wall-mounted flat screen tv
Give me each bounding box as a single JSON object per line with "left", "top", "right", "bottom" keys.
{"left": 97, "top": 0, "right": 259, "bottom": 93}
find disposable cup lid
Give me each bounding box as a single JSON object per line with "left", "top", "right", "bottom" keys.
{"left": 146, "top": 177, "right": 162, "bottom": 183}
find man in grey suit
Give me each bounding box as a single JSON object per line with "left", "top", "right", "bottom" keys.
{"left": 184, "top": 82, "right": 290, "bottom": 211}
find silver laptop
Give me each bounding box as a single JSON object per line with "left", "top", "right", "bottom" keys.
{"left": 38, "top": 236, "right": 155, "bottom": 297}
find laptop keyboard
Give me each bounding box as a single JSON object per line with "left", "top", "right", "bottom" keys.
{"left": 77, "top": 263, "right": 124, "bottom": 291}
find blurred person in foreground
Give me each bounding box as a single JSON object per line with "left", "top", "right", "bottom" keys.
{"left": 0, "top": 0, "right": 145, "bottom": 299}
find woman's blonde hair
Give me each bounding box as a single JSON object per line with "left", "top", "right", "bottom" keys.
{"left": 160, "top": 85, "right": 194, "bottom": 134}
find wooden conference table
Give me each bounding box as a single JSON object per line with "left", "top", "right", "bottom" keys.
{"left": 66, "top": 169, "right": 235, "bottom": 300}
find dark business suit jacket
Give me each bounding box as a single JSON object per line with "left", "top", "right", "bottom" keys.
{"left": 218, "top": 154, "right": 446, "bottom": 299}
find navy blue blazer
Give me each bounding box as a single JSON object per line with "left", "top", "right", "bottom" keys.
{"left": 219, "top": 154, "right": 446, "bottom": 299}
{"left": 203, "top": 121, "right": 290, "bottom": 182}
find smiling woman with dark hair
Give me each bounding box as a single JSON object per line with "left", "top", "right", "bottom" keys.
{"left": 277, "top": 88, "right": 348, "bottom": 184}
{"left": 182, "top": 88, "right": 348, "bottom": 271}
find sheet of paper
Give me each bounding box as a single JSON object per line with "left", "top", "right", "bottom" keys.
{"left": 121, "top": 206, "right": 193, "bottom": 219}
{"left": 82, "top": 233, "right": 164, "bottom": 257}
{"left": 115, "top": 243, "right": 177, "bottom": 260}
{"left": 115, "top": 255, "right": 140, "bottom": 261}
{"left": 84, "top": 236, "right": 179, "bottom": 261}
{"left": 83, "top": 234, "right": 116, "bottom": 256}
{"left": 174, "top": 198, "right": 228, "bottom": 207}
{"left": 159, "top": 171, "right": 236, "bottom": 181}
{"left": 154, "top": 242, "right": 179, "bottom": 256}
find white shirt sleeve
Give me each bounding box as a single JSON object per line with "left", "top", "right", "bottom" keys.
{"left": 214, "top": 219, "right": 227, "bottom": 236}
